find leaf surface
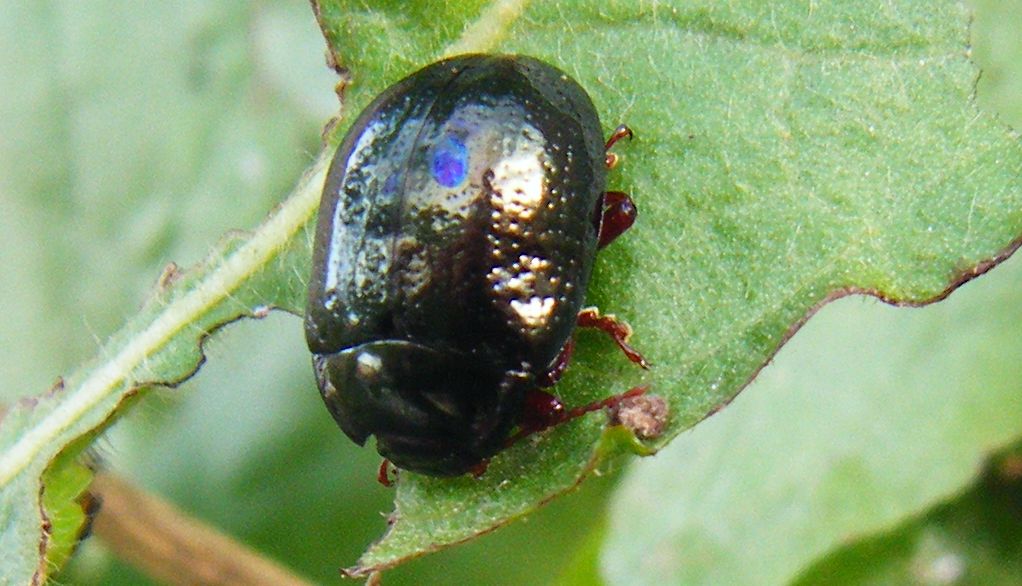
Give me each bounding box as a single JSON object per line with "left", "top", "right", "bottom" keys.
{"left": 603, "top": 252, "right": 1022, "bottom": 584}
{"left": 793, "top": 445, "right": 1022, "bottom": 584}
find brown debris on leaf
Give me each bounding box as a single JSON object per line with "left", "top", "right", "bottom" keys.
{"left": 611, "top": 393, "right": 670, "bottom": 440}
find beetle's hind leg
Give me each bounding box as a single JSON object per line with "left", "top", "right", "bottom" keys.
{"left": 525, "top": 307, "right": 650, "bottom": 442}
{"left": 506, "top": 386, "right": 650, "bottom": 447}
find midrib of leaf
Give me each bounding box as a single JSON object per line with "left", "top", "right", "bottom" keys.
{"left": 0, "top": 156, "right": 328, "bottom": 488}
{"left": 442, "top": 0, "right": 531, "bottom": 57}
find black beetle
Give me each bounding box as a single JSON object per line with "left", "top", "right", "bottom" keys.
{"left": 305, "top": 54, "right": 646, "bottom": 478}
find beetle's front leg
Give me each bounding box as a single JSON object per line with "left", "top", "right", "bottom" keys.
{"left": 597, "top": 191, "right": 637, "bottom": 248}
{"left": 598, "top": 124, "right": 638, "bottom": 249}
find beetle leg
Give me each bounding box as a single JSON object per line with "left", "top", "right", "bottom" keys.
{"left": 563, "top": 385, "right": 648, "bottom": 423}
{"left": 577, "top": 307, "right": 650, "bottom": 369}
{"left": 540, "top": 301, "right": 648, "bottom": 388}
{"left": 599, "top": 124, "right": 637, "bottom": 246}
{"left": 506, "top": 386, "right": 650, "bottom": 447}
{"left": 469, "top": 459, "right": 491, "bottom": 478}
{"left": 517, "top": 388, "right": 567, "bottom": 435}
{"left": 604, "top": 124, "right": 633, "bottom": 169}
{"left": 537, "top": 339, "right": 575, "bottom": 388}
{"left": 377, "top": 459, "right": 396, "bottom": 487}
{"left": 597, "top": 190, "right": 637, "bottom": 248}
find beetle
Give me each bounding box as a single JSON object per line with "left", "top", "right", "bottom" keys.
{"left": 305, "top": 54, "right": 646, "bottom": 478}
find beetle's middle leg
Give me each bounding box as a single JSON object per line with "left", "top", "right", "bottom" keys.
{"left": 576, "top": 307, "right": 650, "bottom": 369}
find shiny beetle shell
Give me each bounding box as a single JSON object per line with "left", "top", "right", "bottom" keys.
{"left": 305, "top": 54, "right": 607, "bottom": 476}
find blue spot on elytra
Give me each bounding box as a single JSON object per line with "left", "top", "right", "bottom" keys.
{"left": 431, "top": 135, "right": 468, "bottom": 188}
{"left": 381, "top": 171, "right": 400, "bottom": 199}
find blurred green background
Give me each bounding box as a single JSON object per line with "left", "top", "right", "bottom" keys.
{"left": 1, "top": 1, "right": 1020, "bottom": 584}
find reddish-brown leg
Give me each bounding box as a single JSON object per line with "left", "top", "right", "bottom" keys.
{"left": 506, "top": 386, "right": 649, "bottom": 447}
{"left": 604, "top": 124, "right": 634, "bottom": 169}
{"left": 377, "top": 459, "right": 396, "bottom": 487}
{"left": 518, "top": 388, "right": 567, "bottom": 434}
{"left": 561, "top": 385, "right": 647, "bottom": 423}
{"left": 599, "top": 124, "right": 638, "bottom": 247}
{"left": 468, "top": 459, "right": 490, "bottom": 478}
{"left": 540, "top": 298, "right": 648, "bottom": 389}
{"left": 537, "top": 338, "right": 575, "bottom": 388}
{"left": 598, "top": 191, "right": 637, "bottom": 248}
{"left": 577, "top": 307, "right": 650, "bottom": 369}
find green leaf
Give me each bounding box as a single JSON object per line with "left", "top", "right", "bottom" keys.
{"left": 794, "top": 445, "right": 1022, "bottom": 584}
{"left": 553, "top": 517, "right": 609, "bottom": 586}
{"left": 310, "top": 0, "right": 1022, "bottom": 575}
{"left": 38, "top": 434, "right": 98, "bottom": 575}
{"left": 0, "top": 2, "right": 332, "bottom": 582}
{"left": 0, "top": 167, "right": 324, "bottom": 584}
{"left": 601, "top": 253, "right": 1022, "bottom": 584}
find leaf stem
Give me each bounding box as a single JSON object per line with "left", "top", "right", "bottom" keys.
{"left": 0, "top": 154, "right": 328, "bottom": 487}
{"left": 441, "top": 0, "right": 531, "bottom": 57}
{"left": 90, "top": 472, "right": 313, "bottom": 586}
